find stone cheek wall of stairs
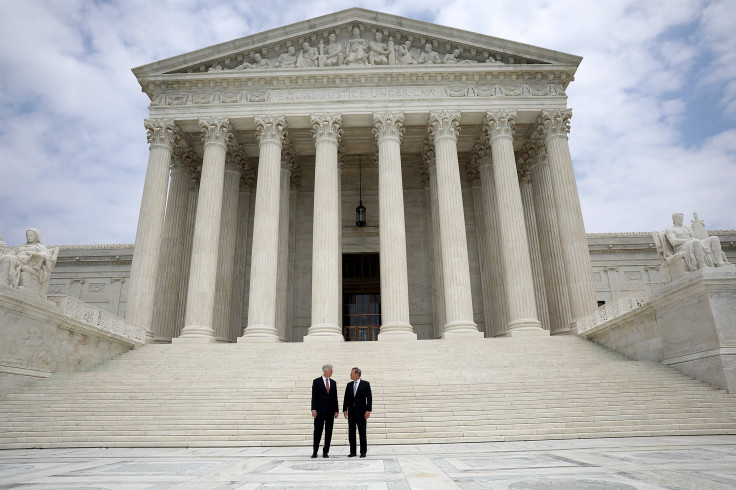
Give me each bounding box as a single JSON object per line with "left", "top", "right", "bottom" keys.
{"left": 1, "top": 336, "right": 735, "bottom": 448}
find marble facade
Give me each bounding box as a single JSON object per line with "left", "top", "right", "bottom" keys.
{"left": 44, "top": 9, "right": 736, "bottom": 344}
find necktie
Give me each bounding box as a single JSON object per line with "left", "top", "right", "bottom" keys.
{"left": 354, "top": 382, "right": 357, "bottom": 396}
{"left": 326, "top": 379, "right": 329, "bottom": 394}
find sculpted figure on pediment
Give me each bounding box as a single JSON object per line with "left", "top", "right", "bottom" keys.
{"left": 444, "top": 48, "right": 477, "bottom": 64}
{"left": 319, "top": 34, "right": 344, "bottom": 67}
{"left": 235, "top": 53, "right": 272, "bottom": 70}
{"left": 345, "top": 27, "right": 369, "bottom": 65}
{"left": 417, "top": 43, "right": 441, "bottom": 64}
{"left": 485, "top": 55, "right": 504, "bottom": 64}
{"left": 296, "top": 42, "right": 319, "bottom": 68}
{"left": 368, "top": 31, "right": 391, "bottom": 65}
{"left": 398, "top": 41, "right": 417, "bottom": 65}
{"left": 0, "top": 229, "right": 58, "bottom": 295}
{"left": 276, "top": 46, "right": 297, "bottom": 68}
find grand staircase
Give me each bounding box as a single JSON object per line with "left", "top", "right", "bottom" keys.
{"left": 1, "top": 336, "right": 735, "bottom": 448}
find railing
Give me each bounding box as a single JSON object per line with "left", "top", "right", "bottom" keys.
{"left": 47, "top": 295, "right": 146, "bottom": 344}
{"left": 577, "top": 284, "right": 662, "bottom": 335}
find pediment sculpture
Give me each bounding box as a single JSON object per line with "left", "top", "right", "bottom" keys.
{"left": 653, "top": 212, "right": 730, "bottom": 281}
{"left": 208, "top": 26, "right": 504, "bottom": 73}
{"left": 0, "top": 229, "right": 59, "bottom": 296}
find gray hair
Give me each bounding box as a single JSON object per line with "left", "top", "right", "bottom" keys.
{"left": 322, "top": 364, "right": 333, "bottom": 373}
{"left": 352, "top": 367, "right": 361, "bottom": 377}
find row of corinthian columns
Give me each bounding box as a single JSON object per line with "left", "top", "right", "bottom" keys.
{"left": 125, "top": 108, "right": 596, "bottom": 343}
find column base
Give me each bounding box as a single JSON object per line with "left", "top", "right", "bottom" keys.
{"left": 378, "top": 324, "right": 417, "bottom": 341}
{"left": 303, "top": 324, "right": 344, "bottom": 342}
{"left": 506, "top": 318, "right": 548, "bottom": 337}
{"left": 239, "top": 325, "right": 280, "bottom": 343}
{"left": 442, "top": 320, "right": 484, "bottom": 339}
{"left": 172, "top": 326, "right": 217, "bottom": 343}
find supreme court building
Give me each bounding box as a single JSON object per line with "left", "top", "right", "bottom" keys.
{"left": 124, "top": 8, "right": 598, "bottom": 344}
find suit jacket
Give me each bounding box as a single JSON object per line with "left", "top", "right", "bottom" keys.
{"left": 343, "top": 379, "right": 372, "bottom": 414}
{"left": 311, "top": 377, "right": 339, "bottom": 415}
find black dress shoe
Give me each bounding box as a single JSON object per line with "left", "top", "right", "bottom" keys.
{"left": 311, "top": 453, "right": 317, "bottom": 458}
{"left": 359, "top": 454, "right": 366, "bottom": 458}
{"left": 348, "top": 453, "right": 357, "bottom": 457}
{"left": 323, "top": 453, "right": 329, "bottom": 458}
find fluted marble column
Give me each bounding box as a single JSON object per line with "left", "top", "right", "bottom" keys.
{"left": 467, "top": 160, "right": 494, "bottom": 337}
{"left": 241, "top": 115, "right": 287, "bottom": 342}
{"left": 373, "top": 112, "right": 416, "bottom": 340}
{"left": 230, "top": 170, "right": 254, "bottom": 340}
{"left": 175, "top": 173, "right": 200, "bottom": 338}
{"left": 428, "top": 111, "right": 482, "bottom": 338}
{"left": 305, "top": 114, "right": 343, "bottom": 341}
{"left": 213, "top": 145, "right": 245, "bottom": 342}
{"left": 152, "top": 147, "right": 196, "bottom": 342}
{"left": 484, "top": 111, "right": 545, "bottom": 335}
{"left": 538, "top": 109, "right": 597, "bottom": 325}
{"left": 177, "top": 118, "right": 232, "bottom": 342}
{"left": 518, "top": 148, "right": 551, "bottom": 331}
{"left": 476, "top": 143, "right": 509, "bottom": 337}
{"left": 529, "top": 142, "right": 572, "bottom": 334}
{"left": 422, "top": 141, "right": 446, "bottom": 339}
{"left": 275, "top": 144, "right": 296, "bottom": 341}
{"left": 126, "top": 119, "right": 179, "bottom": 340}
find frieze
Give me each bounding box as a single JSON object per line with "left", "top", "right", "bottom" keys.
{"left": 150, "top": 83, "right": 565, "bottom": 107}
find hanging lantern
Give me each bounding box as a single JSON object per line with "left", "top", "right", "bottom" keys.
{"left": 355, "top": 155, "right": 367, "bottom": 227}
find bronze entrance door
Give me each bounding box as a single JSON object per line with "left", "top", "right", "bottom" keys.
{"left": 342, "top": 253, "right": 380, "bottom": 341}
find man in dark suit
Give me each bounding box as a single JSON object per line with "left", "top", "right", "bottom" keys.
{"left": 343, "top": 367, "right": 372, "bottom": 458}
{"left": 311, "top": 363, "right": 339, "bottom": 458}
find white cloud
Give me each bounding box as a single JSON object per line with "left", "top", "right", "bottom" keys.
{"left": 0, "top": 0, "right": 733, "bottom": 246}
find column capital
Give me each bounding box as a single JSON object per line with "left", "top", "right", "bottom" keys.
{"left": 422, "top": 138, "right": 436, "bottom": 170}
{"left": 517, "top": 143, "right": 536, "bottom": 185}
{"left": 466, "top": 160, "right": 481, "bottom": 186}
{"left": 145, "top": 119, "right": 180, "bottom": 150}
{"left": 199, "top": 117, "right": 232, "bottom": 148}
{"left": 373, "top": 112, "right": 405, "bottom": 143}
{"left": 537, "top": 109, "right": 572, "bottom": 140}
{"left": 225, "top": 144, "right": 247, "bottom": 173}
{"left": 483, "top": 110, "right": 516, "bottom": 142}
{"left": 311, "top": 113, "right": 342, "bottom": 144}
{"left": 428, "top": 110, "right": 461, "bottom": 142}
{"left": 471, "top": 140, "right": 492, "bottom": 168}
{"left": 281, "top": 143, "right": 297, "bottom": 172}
{"left": 255, "top": 115, "right": 288, "bottom": 146}
{"left": 171, "top": 147, "right": 199, "bottom": 175}
{"left": 239, "top": 167, "right": 256, "bottom": 190}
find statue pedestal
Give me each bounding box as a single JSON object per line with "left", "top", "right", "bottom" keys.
{"left": 581, "top": 266, "right": 736, "bottom": 393}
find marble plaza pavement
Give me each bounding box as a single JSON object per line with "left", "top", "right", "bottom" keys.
{"left": 2, "top": 435, "right": 736, "bottom": 489}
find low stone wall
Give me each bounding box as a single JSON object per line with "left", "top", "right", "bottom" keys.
{"left": 0, "top": 287, "right": 145, "bottom": 396}
{"left": 580, "top": 266, "right": 736, "bottom": 393}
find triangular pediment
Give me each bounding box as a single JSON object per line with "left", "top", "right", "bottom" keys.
{"left": 133, "top": 8, "right": 581, "bottom": 79}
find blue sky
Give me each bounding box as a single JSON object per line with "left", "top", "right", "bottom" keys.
{"left": 0, "top": 0, "right": 734, "bottom": 245}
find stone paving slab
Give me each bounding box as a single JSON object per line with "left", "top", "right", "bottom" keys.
{"left": 1, "top": 436, "right": 736, "bottom": 489}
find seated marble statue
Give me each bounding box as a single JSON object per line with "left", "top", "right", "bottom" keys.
{"left": 276, "top": 46, "right": 297, "bottom": 68}
{"left": 0, "top": 229, "right": 58, "bottom": 295}
{"left": 319, "top": 34, "right": 344, "bottom": 67}
{"left": 398, "top": 41, "right": 416, "bottom": 65}
{"left": 663, "top": 212, "right": 728, "bottom": 272}
{"left": 417, "top": 43, "right": 441, "bottom": 64}
{"left": 296, "top": 42, "right": 319, "bottom": 68}
{"left": 235, "top": 53, "right": 271, "bottom": 70}
{"left": 345, "top": 27, "right": 368, "bottom": 65}
{"left": 368, "top": 32, "right": 390, "bottom": 65}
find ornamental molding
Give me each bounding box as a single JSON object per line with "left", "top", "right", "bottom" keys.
{"left": 148, "top": 82, "right": 565, "bottom": 107}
